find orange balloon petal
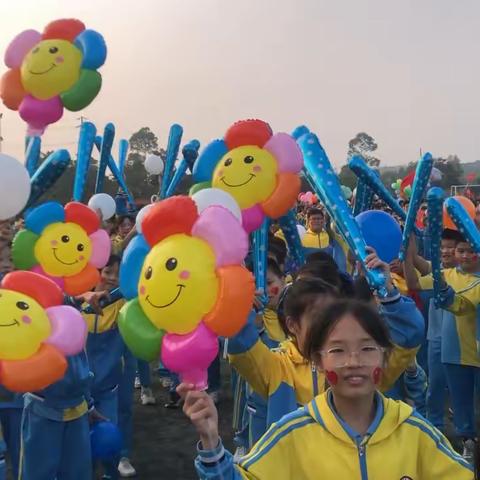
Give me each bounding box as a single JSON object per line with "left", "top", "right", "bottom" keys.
{"left": 0, "top": 69, "right": 25, "bottom": 110}
{"left": 0, "top": 344, "right": 67, "bottom": 392}
{"left": 1, "top": 271, "right": 63, "bottom": 308}
{"left": 204, "top": 266, "right": 254, "bottom": 337}
{"left": 65, "top": 202, "right": 100, "bottom": 235}
{"left": 261, "top": 173, "right": 301, "bottom": 219}
{"left": 64, "top": 263, "right": 100, "bottom": 295}
{"left": 42, "top": 19, "right": 85, "bottom": 42}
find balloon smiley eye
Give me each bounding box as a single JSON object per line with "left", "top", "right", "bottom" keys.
{"left": 61, "top": 235, "right": 70, "bottom": 243}
{"left": 77, "top": 244, "right": 84, "bottom": 252}
{"left": 244, "top": 156, "right": 254, "bottom": 164}
{"left": 49, "top": 46, "right": 59, "bottom": 54}
{"left": 145, "top": 267, "right": 153, "bottom": 280}
{"left": 224, "top": 158, "right": 233, "bottom": 167}
{"left": 16, "top": 301, "right": 29, "bottom": 311}
{"left": 165, "top": 258, "right": 178, "bottom": 271}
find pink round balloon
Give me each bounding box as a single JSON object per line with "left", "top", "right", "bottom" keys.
{"left": 19, "top": 95, "right": 63, "bottom": 134}
{"left": 45, "top": 305, "right": 87, "bottom": 356}
{"left": 89, "top": 229, "right": 111, "bottom": 268}
{"left": 4, "top": 29, "right": 41, "bottom": 68}
{"left": 161, "top": 323, "right": 218, "bottom": 390}
{"left": 241, "top": 204, "right": 264, "bottom": 233}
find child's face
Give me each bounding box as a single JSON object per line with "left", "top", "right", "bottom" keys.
{"left": 266, "top": 270, "right": 284, "bottom": 309}
{"left": 440, "top": 239, "right": 457, "bottom": 268}
{"left": 99, "top": 262, "right": 120, "bottom": 291}
{"left": 455, "top": 242, "right": 480, "bottom": 273}
{"left": 119, "top": 218, "right": 134, "bottom": 237}
{"left": 317, "top": 314, "right": 385, "bottom": 400}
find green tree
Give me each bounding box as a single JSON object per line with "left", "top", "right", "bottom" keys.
{"left": 338, "top": 165, "right": 357, "bottom": 189}
{"left": 435, "top": 155, "right": 464, "bottom": 189}
{"left": 129, "top": 127, "right": 159, "bottom": 155}
{"left": 348, "top": 132, "right": 381, "bottom": 168}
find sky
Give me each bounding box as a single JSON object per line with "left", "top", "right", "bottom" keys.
{"left": 1, "top": 0, "right": 480, "bottom": 167}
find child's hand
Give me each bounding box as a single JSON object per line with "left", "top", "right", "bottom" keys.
{"left": 88, "top": 408, "right": 108, "bottom": 424}
{"left": 365, "top": 247, "right": 394, "bottom": 293}
{"left": 253, "top": 289, "right": 265, "bottom": 311}
{"left": 177, "top": 383, "right": 219, "bottom": 450}
{"left": 77, "top": 290, "right": 110, "bottom": 315}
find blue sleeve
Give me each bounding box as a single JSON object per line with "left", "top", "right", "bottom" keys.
{"left": 194, "top": 440, "right": 241, "bottom": 479}
{"left": 380, "top": 289, "right": 425, "bottom": 348}
{"left": 437, "top": 286, "right": 455, "bottom": 309}
{"left": 228, "top": 310, "right": 260, "bottom": 355}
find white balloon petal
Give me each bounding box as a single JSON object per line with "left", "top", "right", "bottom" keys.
{"left": 296, "top": 224, "right": 307, "bottom": 239}
{"left": 144, "top": 154, "right": 164, "bottom": 175}
{"left": 136, "top": 204, "right": 155, "bottom": 234}
{"left": 192, "top": 188, "right": 242, "bottom": 222}
{"left": 88, "top": 193, "right": 116, "bottom": 220}
{"left": 0, "top": 154, "right": 31, "bottom": 221}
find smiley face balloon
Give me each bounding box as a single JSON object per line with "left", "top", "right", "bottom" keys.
{"left": 0, "top": 271, "right": 87, "bottom": 392}
{"left": 1, "top": 19, "right": 106, "bottom": 135}
{"left": 12, "top": 201, "right": 111, "bottom": 295}
{"left": 118, "top": 196, "right": 254, "bottom": 387}
{"left": 192, "top": 119, "right": 303, "bottom": 232}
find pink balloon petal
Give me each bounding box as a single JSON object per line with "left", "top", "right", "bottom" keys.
{"left": 19, "top": 95, "right": 63, "bottom": 132}
{"left": 45, "top": 305, "right": 87, "bottom": 355}
{"left": 192, "top": 206, "right": 248, "bottom": 267}
{"left": 89, "top": 229, "right": 111, "bottom": 268}
{"left": 242, "top": 204, "right": 264, "bottom": 233}
{"left": 264, "top": 132, "right": 303, "bottom": 173}
{"left": 4, "top": 30, "right": 42, "bottom": 68}
{"left": 30, "top": 265, "right": 65, "bottom": 290}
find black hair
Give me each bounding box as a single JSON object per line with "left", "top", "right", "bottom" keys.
{"left": 104, "top": 254, "right": 121, "bottom": 268}
{"left": 353, "top": 277, "right": 375, "bottom": 303}
{"left": 267, "top": 258, "right": 283, "bottom": 279}
{"left": 306, "top": 251, "right": 337, "bottom": 268}
{"left": 307, "top": 208, "right": 324, "bottom": 219}
{"left": 268, "top": 234, "right": 288, "bottom": 266}
{"left": 278, "top": 278, "right": 339, "bottom": 338}
{"left": 304, "top": 299, "right": 393, "bottom": 362}
{"left": 441, "top": 228, "right": 464, "bottom": 243}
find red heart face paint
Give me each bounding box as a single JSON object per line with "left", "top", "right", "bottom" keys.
{"left": 372, "top": 367, "right": 382, "bottom": 385}
{"left": 270, "top": 286, "right": 280, "bottom": 296}
{"left": 325, "top": 370, "right": 338, "bottom": 386}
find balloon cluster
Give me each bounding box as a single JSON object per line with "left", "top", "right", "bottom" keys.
{"left": 1, "top": 18, "right": 106, "bottom": 135}
{"left": 119, "top": 196, "right": 254, "bottom": 389}
{"left": 298, "top": 191, "right": 318, "bottom": 205}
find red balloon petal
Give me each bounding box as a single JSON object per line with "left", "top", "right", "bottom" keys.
{"left": 42, "top": 18, "right": 85, "bottom": 42}
{"left": 224, "top": 119, "right": 273, "bottom": 150}
{"left": 1, "top": 271, "right": 63, "bottom": 308}
{"left": 64, "top": 202, "right": 100, "bottom": 235}
{"left": 142, "top": 196, "right": 198, "bottom": 247}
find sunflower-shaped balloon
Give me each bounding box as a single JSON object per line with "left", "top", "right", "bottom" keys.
{"left": 12, "top": 202, "right": 111, "bottom": 295}
{"left": 0, "top": 18, "right": 106, "bottom": 135}
{"left": 192, "top": 119, "right": 303, "bottom": 232}
{"left": 119, "top": 196, "right": 254, "bottom": 389}
{"left": 0, "top": 271, "right": 87, "bottom": 392}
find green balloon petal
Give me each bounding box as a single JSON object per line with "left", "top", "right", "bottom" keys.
{"left": 61, "top": 69, "right": 102, "bottom": 112}
{"left": 11, "top": 230, "right": 39, "bottom": 270}
{"left": 189, "top": 181, "right": 211, "bottom": 195}
{"left": 118, "top": 299, "right": 164, "bottom": 361}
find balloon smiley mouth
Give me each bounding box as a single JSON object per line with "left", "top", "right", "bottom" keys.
{"left": 146, "top": 284, "right": 185, "bottom": 309}
{"left": 221, "top": 174, "right": 255, "bottom": 188}
{"left": 29, "top": 64, "right": 56, "bottom": 75}
{"left": 0, "top": 319, "right": 19, "bottom": 327}
{"left": 52, "top": 249, "right": 78, "bottom": 266}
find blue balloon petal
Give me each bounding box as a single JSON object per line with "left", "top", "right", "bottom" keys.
{"left": 120, "top": 235, "right": 150, "bottom": 300}
{"left": 192, "top": 139, "right": 228, "bottom": 183}
{"left": 25, "top": 202, "right": 65, "bottom": 235}
{"left": 74, "top": 30, "right": 107, "bottom": 69}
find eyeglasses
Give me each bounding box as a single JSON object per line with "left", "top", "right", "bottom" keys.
{"left": 319, "top": 346, "right": 385, "bottom": 368}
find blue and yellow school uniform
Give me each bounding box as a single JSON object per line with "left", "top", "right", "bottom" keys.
{"left": 19, "top": 351, "right": 92, "bottom": 480}
{"left": 301, "top": 229, "right": 330, "bottom": 249}
{"left": 229, "top": 289, "right": 424, "bottom": 432}
{"left": 84, "top": 299, "right": 125, "bottom": 479}
{"left": 195, "top": 391, "right": 473, "bottom": 479}
{"left": 0, "top": 424, "right": 5, "bottom": 480}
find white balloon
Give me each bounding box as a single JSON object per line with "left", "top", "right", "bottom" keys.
{"left": 296, "top": 224, "right": 307, "bottom": 239}
{"left": 88, "top": 193, "right": 117, "bottom": 220}
{"left": 136, "top": 204, "right": 155, "bottom": 234}
{"left": 144, "top": 154, "right": 164, "bottom": 175}
{"left": 192, "top": 188, "right": 242, "bottom": 222}
{"left": 0, "top": 154, "right": 31, "bottom": 221}
{"left": 430, "top": 167, "right": 442, "bottom": 182}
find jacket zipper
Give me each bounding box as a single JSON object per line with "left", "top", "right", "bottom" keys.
{"left": 357, "top": 442, "right": 368, "bottom": 480}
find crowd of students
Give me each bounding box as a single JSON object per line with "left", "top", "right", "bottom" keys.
{"left": 0, "top": 197, "right": 479, "bottom": 479}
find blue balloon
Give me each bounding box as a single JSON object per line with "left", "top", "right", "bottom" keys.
{"left": 25, "top": 136, "right": 41, "bottom": 177}
{"left": 119, "top": 234, "right": 150, "bottom": 300}
{"left": 278, "top": 210, "right": 305, "bottom": 271}
{"left": 356, "top": 210, "right": 402, "bottom": 263}
{"left": 291, "top": 125, "right": 310, "bottom": 140}
{"left": 90, "top": 421, "right": 122, "bottom": 461}
{"left": 253, "top": 218, "right": 270, "bottom": 309}
{"left": 95, "top": 123, "right": 115, "bottom": 194}
{"left": 75, "top": 29, "right": 107, "bottom": 69}
{"left": 192, "top": 139, "right": 228, "bottom": 183}
{"left": 25, "top": 201, "right": 65, "bottom": 235}
{"left": 160, "top": 124, "right": 183, "bottom": 199}
{"left": 73, "top": 122, "right": 96, "bottom": 202}
{"left": 166, "top": 140, "right": 201, "bottom": 197}
{"left": 118, "top": 139, "right": 129, "bottom": 177}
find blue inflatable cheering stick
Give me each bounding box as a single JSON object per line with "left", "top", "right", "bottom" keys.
{"left": 73, "top": 121, "right": 97, "bottom": 202}
{"left": 25, "top": 136, "right": 41, "bottom": 177}
{"left": 299, "top": 134, "right": 386, "bottom": 295}
{"left": 95, "top": 123, "right": 115, "bottom": 194}
{"left": 426, "top": 187, "right": 445, "bottom": 308}
{"left": 399, "top": 152, "right": 433, "bottom": 261}
{"left": 118, "top": 139, "right": 129, "bottom": 177}
{"left": 445, "top": 197, "right": 480, "bottom": 254}
{"left": 278, "top": 209, "right": 305, "bottom": 271}
{"left": 165, "top": 139, "right": 200, "bottom": 198}
{"left": 353, "top": 179, "right": 375, "bottom": 217}
{"left": 253, "top": 218, "right": 270, "bottom": 310}
{"left": 159, "top": 124, "right": 183, "bottom": 199}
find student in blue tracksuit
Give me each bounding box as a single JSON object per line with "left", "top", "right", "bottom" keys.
{"left": 84, "top": 255, "right": 125, "bottom": 480}
{"left": 0, "top": 425, "right": 6, "bottom": 480}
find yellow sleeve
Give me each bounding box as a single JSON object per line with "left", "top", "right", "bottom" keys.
{"left": 379, "top": 344, "right": 419, "bottom": 392}
{"left": 418, "top": 274, "right": 434, "bottom": 290}
{"left": 263, "top": 309, "right": 286, "bottom": 343}
{"left": 447, "top": 282, "right": 480, "bottom": 316}
{"left": 229, "top": 341, "right": 288, "bottom": 400}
